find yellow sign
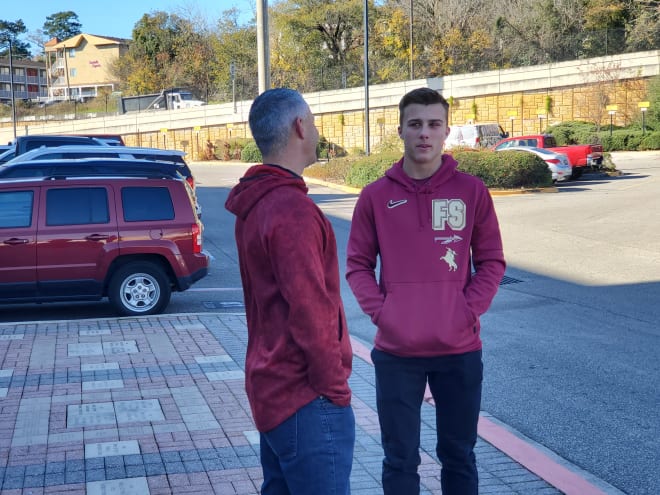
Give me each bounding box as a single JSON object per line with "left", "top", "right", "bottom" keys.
{"left": 193, "top": 126, "right": 201, "bottom": 131}
{"left": 638, "top": 101, "right": 650, "bottom": 108}
{"left": 376, "top": 118, "right": 385, "bottom": 125}
{"left": 606, "top": 105, "right": 618, "bottom": 111}
{"left": 160, "top": 128, "right": 168, "bottom": 134}
{"left": 226, "top": 123, "right": 234, "bottom": 128}
{"left": 506, "top": 110, "right": 517, "bottom": 117}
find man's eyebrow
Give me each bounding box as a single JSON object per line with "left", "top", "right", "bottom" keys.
{"left": 406, "top": 118, "right": 445, "bottom": 124}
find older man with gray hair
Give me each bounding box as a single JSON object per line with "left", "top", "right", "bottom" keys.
{"left": 225, "top": 88, "right": 355, "bottom": 495}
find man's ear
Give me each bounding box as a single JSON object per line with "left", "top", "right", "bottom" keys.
{"left": 294, "top": 117, "right": 305, "bottom": 139}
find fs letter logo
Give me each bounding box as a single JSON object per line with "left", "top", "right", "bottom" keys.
{"left": 432, "top": 199, "right": 466, "bottom": 231}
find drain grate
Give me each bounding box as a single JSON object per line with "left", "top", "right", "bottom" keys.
{"left": 499, "top": 275, "right": 523, "bottom": 286}
{"left": 203, "top": 301, "right": 245, "bottom": 309}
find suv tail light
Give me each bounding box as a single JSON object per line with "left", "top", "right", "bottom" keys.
{"left": 192, "top": 223, "right": 202, "bottom": 253}
{"left": 186, "top": 176, "right": 195, "bottom": 189}
{"left": 546, "top": 159, "right": 560, "bottom": 164}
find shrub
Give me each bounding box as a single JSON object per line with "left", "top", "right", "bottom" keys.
{"left": 317, "top": 136, "right": 347, "bottom": 159}
{"left": 639, "top": 131, "right": 660, "bottom": 150}
{"left": 240, "top": 141, "right": 262, "bottom": 162}
{"left": 547, "top": 121, "right": 601, "bottom": 145}
{"left": 454, "top": 150, "right": 552, "bottom": 188}
{"left": 345, "top": 152, "right": 401, "bottom": 188}
{"left": 305, "top": 157, "right": 355, "bottom": 184}
{"left": 598, "top": 130, "right": 648, "bottom": 151}
{"left": 316, "top": 149, "right": 552, "bottom": 189}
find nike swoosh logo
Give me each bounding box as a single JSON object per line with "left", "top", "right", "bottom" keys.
{"left": 387, "top": 199, "right": 408, "bottom": 209}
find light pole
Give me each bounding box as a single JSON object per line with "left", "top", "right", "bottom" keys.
{"left": 638, "top": 101, "right": 649, "bottom": 134}
{"left": 230, "top": 62, "right": 237, "bottom": 113}
{"left": 606, "top": 105, "right": 617, "bottom": 138}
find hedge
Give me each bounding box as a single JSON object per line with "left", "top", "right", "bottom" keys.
{"left": 305, "top": 150, "right": 553, "bottom": 189}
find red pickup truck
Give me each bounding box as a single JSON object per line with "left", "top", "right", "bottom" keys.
{"left": 493, "top": 134, "right": 603, "bottom": 179}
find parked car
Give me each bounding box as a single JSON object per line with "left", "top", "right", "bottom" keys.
{"left": 0, "top": 174, "right": 209, "bottom": 316}
{"left": 70, "top": 134, "right": 126, "bottom": 146}
{"left": 0, "top": 135, "right": 107, "bottom": 164}
{"left": 0, "top": 158, "right": 185, "bottom": 180}
{"left": 495, "top": 146, "right": 572, "bottom": 182}
{"left": 6, "top": 145, "right": 195, "bottom": 189}
{"left": 445, "top": 123, "right": 509, "bottom": 150}
{"left": 0, "top": 155, "right": 201, "bottom": 217}
{"left": 492, "top": 134, "right": 603, "bottom": 179}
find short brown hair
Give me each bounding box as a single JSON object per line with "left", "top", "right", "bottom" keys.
{"left": 399, "top": 88, "right": 449, "bottom": 127}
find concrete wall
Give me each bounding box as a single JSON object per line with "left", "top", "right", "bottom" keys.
{"left": 1, "top": 50, "right": 658, "bottom": 158}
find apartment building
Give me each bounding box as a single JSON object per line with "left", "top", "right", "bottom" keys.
{"left": 45, "top": 34, "right": 130, "bottom": 102}
{"left": 0, "top": 58, "right": 48, "bottom": 104}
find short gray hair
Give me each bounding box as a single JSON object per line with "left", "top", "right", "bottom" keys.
{"left": 248, "top": 88, "right": 310, "bottom": 157}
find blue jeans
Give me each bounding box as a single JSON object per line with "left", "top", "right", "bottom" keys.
{"left": 259, "top": 396, "right": 355, "bottom": 495}
{"left": 371, "top": 348, "right": 482, "bottom": 495}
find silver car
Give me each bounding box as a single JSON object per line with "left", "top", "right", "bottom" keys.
{"left": 495, "top": 145, "right": 572, "bottom": 182}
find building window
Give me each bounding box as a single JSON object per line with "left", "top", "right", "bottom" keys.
{"left": 68, "top": 48, "right": 76, "bottom": 58}
{"left": 14, "top": 67, "right": 25, "bottom": 77}
{"left": 0, "top": 67, "right": 9, "bottom": 75}
{"left": 70, "top": 68, "right": 77, "bottom": 78}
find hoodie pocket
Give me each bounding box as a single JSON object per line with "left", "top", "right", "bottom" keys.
{"left": 375, "top": 281, "right": 478, "bottom": 354}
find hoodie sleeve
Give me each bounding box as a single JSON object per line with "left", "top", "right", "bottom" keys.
{"left": 465, "top": 186, "right": 506, "bottom": 316}
{"left": 266, "top": 197, "right": 351, "bottom": 404}
{"left": 346, "top": 188, "right": 384, "bottom": 322}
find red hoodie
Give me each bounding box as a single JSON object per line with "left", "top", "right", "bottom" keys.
{"left": 225, "top": 164, "right": 352, "bottom": 432}
{"left": 346, "top": 155, "right": 505, "bottom": 357}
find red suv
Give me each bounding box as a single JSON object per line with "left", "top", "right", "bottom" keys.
{"left": 0, "top": 174, "right": 209, "bottom": 315}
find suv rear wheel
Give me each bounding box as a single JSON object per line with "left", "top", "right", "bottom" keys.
{"left": 109, "top": 261, "right": 171, "bottom": 316}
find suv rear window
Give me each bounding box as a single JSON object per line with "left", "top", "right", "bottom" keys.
{"left": 122, "top": 187, "right": 175, "bottom": 222}
{"left": 0, "top": 191, "right": 33, "bottom": 228}
{"left": 46, "top": 187, "right": 109, "bottom": 225}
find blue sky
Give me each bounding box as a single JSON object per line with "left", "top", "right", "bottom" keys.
{"left": 3, "top": 0, "right": 254, "bottom": 51}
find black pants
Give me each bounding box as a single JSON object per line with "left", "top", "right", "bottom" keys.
{"left": 371, "top": 348, "right": 483, "bottom": 495}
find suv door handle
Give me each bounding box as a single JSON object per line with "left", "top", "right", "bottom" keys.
{"left": 4, "top": 238, "right": 29, "bottom": 245}
{"left": 85, "top": 234, "right": 110, "bottom": 241}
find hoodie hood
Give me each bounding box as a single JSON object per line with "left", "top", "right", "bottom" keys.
{"left": 385, "top": 154, "right": 459, "bottom": 192}
{"left": 225, "top": 163, "right": 308, "bottom": 220}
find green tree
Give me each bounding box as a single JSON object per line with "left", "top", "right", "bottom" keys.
{"left": 0, "top": 19, "right": 32, "bottom": 59}
{"left": 210, "top": 9, "right": 258, "bottom": 102}
{"left": 624, "top": 0, "right": 660, "bottom": 52}
{"left": 42, "top": 11, "right": 82, "bottom": 40}
{"left": 271, "top": 0, "right": 366, "bottom": 91}
{"left": 114, "top": 11, "right": 200, "bottom": 95}
{"left": 646, "top": 75, "right": 660, "bottom": 131}
{"left": 370, "top": 5, "right": 410, "bottom": 83}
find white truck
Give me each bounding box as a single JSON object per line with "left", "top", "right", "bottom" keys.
{"left": 120, "top": 88, "right": 205, "bottom": 113}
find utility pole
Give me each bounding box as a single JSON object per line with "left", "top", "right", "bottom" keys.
{"left": 256, "top": 0, "right": 270, "bottom": 94}
{"left": 6, "top": 38, "right": 17, "bottom": 140}
{"left": 363, "top": 0, "right": 370, "bottom": 155}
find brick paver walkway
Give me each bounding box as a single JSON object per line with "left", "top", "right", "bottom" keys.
{"left": 0, "top": 314, "right": 564, "bottom": 494}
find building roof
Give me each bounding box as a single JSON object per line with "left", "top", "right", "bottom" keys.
{"left": 0, "top": 58, "right": 47, "bottom": 68}
{"left": 46, "top": 34, "right": 130, "bottom": 52}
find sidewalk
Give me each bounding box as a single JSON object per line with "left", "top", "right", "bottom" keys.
{"left": 0, "top": 313, "right": 621, "bottom": 495}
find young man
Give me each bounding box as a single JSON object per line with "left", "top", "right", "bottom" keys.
{"left": 346, "top": 87, "right": 506, "bottom": 495}
{"left": 225, "top": 88, "right": 355, "bottom": 495}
